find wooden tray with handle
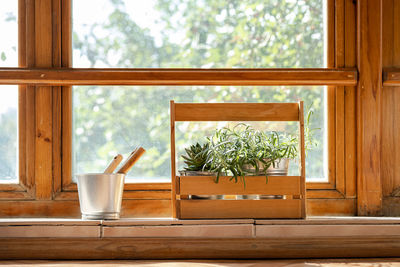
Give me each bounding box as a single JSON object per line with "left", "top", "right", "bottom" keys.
{"left": 170, "top": 101, "right": 306, "bottom": 219}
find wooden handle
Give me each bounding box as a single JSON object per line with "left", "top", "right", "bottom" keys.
{"left": 104, "top": 154, "right": 123, "bottom": 174}
{"left": 116, "top": 147, "right": 146, "bottom": 174}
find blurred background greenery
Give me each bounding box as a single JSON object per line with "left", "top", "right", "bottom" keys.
{"left": 70, "top": 0, "right": 327, "bottom": 182}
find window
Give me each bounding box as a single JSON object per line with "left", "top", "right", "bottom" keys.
{"left": 0, "top": 0, "right": 368, "bottom": 217}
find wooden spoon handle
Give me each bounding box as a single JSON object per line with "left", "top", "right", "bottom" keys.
{"left": 116, "top": 147, "right": 146, "bottom": 174}
{"left": 104, "top": 154, "right": 123, "bottom": 174}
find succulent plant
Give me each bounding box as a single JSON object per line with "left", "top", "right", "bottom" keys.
{"left": 181, "top": 142, "right": 211, "bottom": 171}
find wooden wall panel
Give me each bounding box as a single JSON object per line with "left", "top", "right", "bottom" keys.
{"left": 357, "top": 0, "right": 383, "bottom": 216}
{"left": 381, "top": 0, "right": 400, "bottom": 215}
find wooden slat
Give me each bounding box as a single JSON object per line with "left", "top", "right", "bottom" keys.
{"left": 174, "top": 103, "right": 299, "bottom": 121}
{"left": 357, "top": 0, "right": 383, "bottom": 216}
{"left": 0, "top": 68, "right": 358, "bottom": 86}
{"left": 179, "top": 176, "right": 300, "bottom": 195}
{"left": 179, "top": 199, "right": 302, "bottom": 219}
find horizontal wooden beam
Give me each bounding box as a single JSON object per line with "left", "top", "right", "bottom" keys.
{"left": 383, "top": 69, "right": 400, "bottom": 86}
{"left": 1, "top": 236, "right": 400, "bottom": 259}
{"left": 0, "top": 68, "right": 358, "bottom": 86}
{"left": 174, "top": 103, "right": 300, "bottom": 121}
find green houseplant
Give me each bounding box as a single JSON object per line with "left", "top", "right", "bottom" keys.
{"left": 179, "top": 142, "right": 215, "bottom": 176}
{"left": 180, "top": 110, "right": 318, "bottom": 185}
{"left": 179, "top": 142, "right": 223, "bottom": 199}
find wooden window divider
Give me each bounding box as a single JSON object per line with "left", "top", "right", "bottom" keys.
{"left": 0, "top": 68, "right": 357, "bottom": 86}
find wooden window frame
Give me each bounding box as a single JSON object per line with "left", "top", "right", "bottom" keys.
{"left": 0, "top": 0, "right": 362, "bottom": 217}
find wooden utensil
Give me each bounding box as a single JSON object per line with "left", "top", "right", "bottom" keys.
{"left": 104, "top": 154, "right": 123, "bottom": 174}
{"left": 116, "top": 147, "right": 146, "bottom": 174}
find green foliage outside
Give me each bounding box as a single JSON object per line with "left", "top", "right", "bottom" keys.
{"left": 72, "top": 0, "right": 326, "bottom": 181}
{"left": 0, "top": 6, "right": 18, "bottom": 182}
{"left": 0, "top": 109, "right": 17, "bottom": 180}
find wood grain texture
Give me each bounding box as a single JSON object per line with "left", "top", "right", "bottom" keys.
{"left": 381, "top": 0, "right": 400, "bottom": 207}
{"left": 0, "top": 200, "right": 171, "bottom": 218}
{"left": 51, "top": 0, "right": 63, "bottom": 197}
{"left": 179, "top": 176, "right": 300, "bottom": 195}
{"left": 384, "top": 70, "right": 400, "bottom": 86}
{"left": 60, "top": 183, "right": 171, "bottom": 192}
{"left": 356, "top": 0, "right": 383, "bottom": 216}
{"left": 170, "top": 101, "right": 177, "bottom": 218}
{"left": 0, "top": 68, "right": 358, "bottom": 86}
{"left": 307, "top": 199, "right": 356, "bottom": 216}
{"left": 306, "top": 189, "right": 345, "bottom": 199}
{"left": 344, "top": 0, "right": 357, "bottom": 198}
{"left": 298, "top": 101, "right": 306, "bottom": 218}
{"left": 33, "top": 0, "right": 53, "bottom": 200}
{"left": 102, "top": 224, "right": 254, "bottom": 238}
{"left": 255, "top": 224, "right": 400, "bottom": 238}
{"left": 174, "top": 103, "right": 300, "bottom": 121}
{"left": 179, "top": 199, "right": 302, "bottom": 219}
{"left": 54, "top": 190, "right": 171, "bottom": 200}
{"left": 1, "top": 237, "right": 400, "bottom": 259}
{"left": 0, "top": 225, "right": 100, "bottom": 238}
{"left": 35, "top": 86, "right": 53, "bottom": 200}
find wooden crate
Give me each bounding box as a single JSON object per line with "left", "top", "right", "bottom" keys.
{"left": 170, "top": 101, "right": 306, "bottom": 219}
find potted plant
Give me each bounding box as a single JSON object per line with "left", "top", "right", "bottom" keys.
{"left": 179, "top": 115, "right": 318, "bottom": 199}
{"left": 179, "top": 142, "right": 223, "bottom": 199}
{"left": 179, "top": 142, "right": 214, "bottom": 176}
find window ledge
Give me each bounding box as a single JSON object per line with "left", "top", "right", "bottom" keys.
{"left": 1, "top": 217, "right": 400, "bottom": 259}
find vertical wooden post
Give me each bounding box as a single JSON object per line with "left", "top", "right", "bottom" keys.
{"left": 34, "top": 0, "right": 54, "bottom": 200}
{"left": 60, "top": 0, "right": 73, "bottom": 191}
{"left": 357, "top": 0, "right": 383, "bottom": 215}
{"left": 299, "top": 101, "right": 306, "bottom": 218}
{"left": 170, "top": 100, "right": 177, "bottom": 218}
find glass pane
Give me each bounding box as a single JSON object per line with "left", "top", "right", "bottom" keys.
{"left": 72, "top": 86, "right": 326, "bottom": 183}
{"left": 0, "top": 1, "right": 18, "bottom": 67}
{"left": 73, "top": 0, "right": 326, "bottom": 68}
{"left": 0, "top": 86, "right": 18, "bottom": 183}
{"left": 0, "top": 1, "right": 18, "bottom": 183}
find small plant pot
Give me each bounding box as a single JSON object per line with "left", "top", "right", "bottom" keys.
{"left": 242, "top": 158, "right": 290, "bottom": 176}
{"left": 242, "top": 159, "right": 290, "bottom": 199}
{"left": 76, "top": 173, "right": 125, "bottom": 220}
{"left": 179, "top": 170, "right": 224, "bottom": 200}
{"left": 266, "top": 158, "right": 290, "bottom": 176}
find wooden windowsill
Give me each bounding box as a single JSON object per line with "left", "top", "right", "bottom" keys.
{"left": 1, "top": 217, "right": 400, "bottom": 259}
{"left": 1, "top": 216, "right": 400, "bottom": 238}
